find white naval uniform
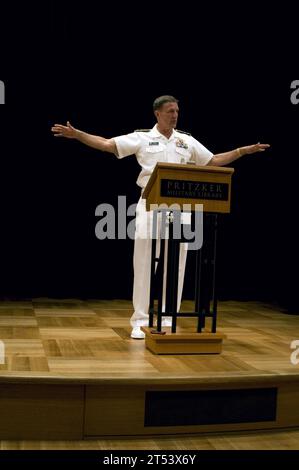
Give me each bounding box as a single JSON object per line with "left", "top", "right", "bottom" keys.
{"left": 114, "top": 124, "right": 213, "bottom": 328}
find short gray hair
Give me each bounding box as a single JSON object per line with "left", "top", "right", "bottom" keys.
{"left": 153, "top": 95, "right": 178, "bottom": 111}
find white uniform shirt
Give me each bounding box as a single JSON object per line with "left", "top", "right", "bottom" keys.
{"left": 114, "top": 124, "right": 213, "bottom": 189}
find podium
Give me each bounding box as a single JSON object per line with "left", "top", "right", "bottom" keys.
{"left": 141, "top": 162, "right": 234, "bottom": 354}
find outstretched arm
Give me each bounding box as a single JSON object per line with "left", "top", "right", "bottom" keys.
{"left": 208, "top": 143, "right": 270, "bottom": 166}
{"left": 51, "top": 121, "right": 118, "bottom": 156}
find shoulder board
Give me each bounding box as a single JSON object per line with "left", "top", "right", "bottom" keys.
{"left": 176, "top": 129, "right": 191, "bottom": 136}
{"left": 134, "top": 129, "right": 150, "bottom": 132}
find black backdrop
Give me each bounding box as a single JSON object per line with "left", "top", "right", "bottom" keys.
{"left": 0, "top": 1, "right": 298, "bottom": 312}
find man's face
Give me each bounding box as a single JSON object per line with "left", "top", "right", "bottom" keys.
{"left": 155, "top": 102, "right": 179, "bottom": 129}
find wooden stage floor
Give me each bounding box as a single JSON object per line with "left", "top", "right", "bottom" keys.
{"left": 0, "top": 299, "right": 298, "bottom": 379}
{"left": 0, "top": 299, "right": 298, "bottom": 441}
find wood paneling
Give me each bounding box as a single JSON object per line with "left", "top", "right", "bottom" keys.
{"left": 0, "top": 384, "right": 84, "bottom": 440}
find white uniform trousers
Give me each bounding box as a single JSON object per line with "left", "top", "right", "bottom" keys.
{"left": 130, "top": 198, "right": 188, "bottom": 328}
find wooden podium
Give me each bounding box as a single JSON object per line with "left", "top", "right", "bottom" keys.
{"left": 141, "top": 162, "right": 234, "bottom": 354}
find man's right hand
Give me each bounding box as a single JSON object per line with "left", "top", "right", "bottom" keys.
{"left": 51, "top": 122, "right": 117, "bottom": 154}
{"left": 51, "top": 121, "right": 78, "bottom": 139}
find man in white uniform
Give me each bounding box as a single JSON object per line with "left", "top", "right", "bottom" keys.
{"left": 52, "top": 95, "right": 269, "bottom": 339}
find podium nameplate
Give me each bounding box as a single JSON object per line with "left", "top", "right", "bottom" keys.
{"left": 160, "top": 179, "right": 229, "bottom": 201}
{"left": 143, "top": 163, "right": 234, "bottom": 213}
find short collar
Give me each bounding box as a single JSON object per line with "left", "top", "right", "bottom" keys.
{"left": 150, "top": 124, "right": 175, "bottom": 141}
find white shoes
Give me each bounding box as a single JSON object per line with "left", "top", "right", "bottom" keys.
{"left": 162, "top": 318, "right": 172, "bottom": 327}
{"left": 130, "top": 326, "right": 145, "bottom": 339}
{"left": 131, "top": 318, "right": 173, "bottom": 339}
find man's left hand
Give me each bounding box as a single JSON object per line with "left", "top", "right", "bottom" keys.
{"left": 243, "top": 143, "right": 270, "bottom": 155}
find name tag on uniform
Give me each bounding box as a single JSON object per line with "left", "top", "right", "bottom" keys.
{"left": 149, "top": 141, "right": 159, "bottom": 146}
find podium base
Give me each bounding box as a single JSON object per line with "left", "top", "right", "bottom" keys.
{"left": 141, "top": 327, "right": 226, "bottom": 355}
